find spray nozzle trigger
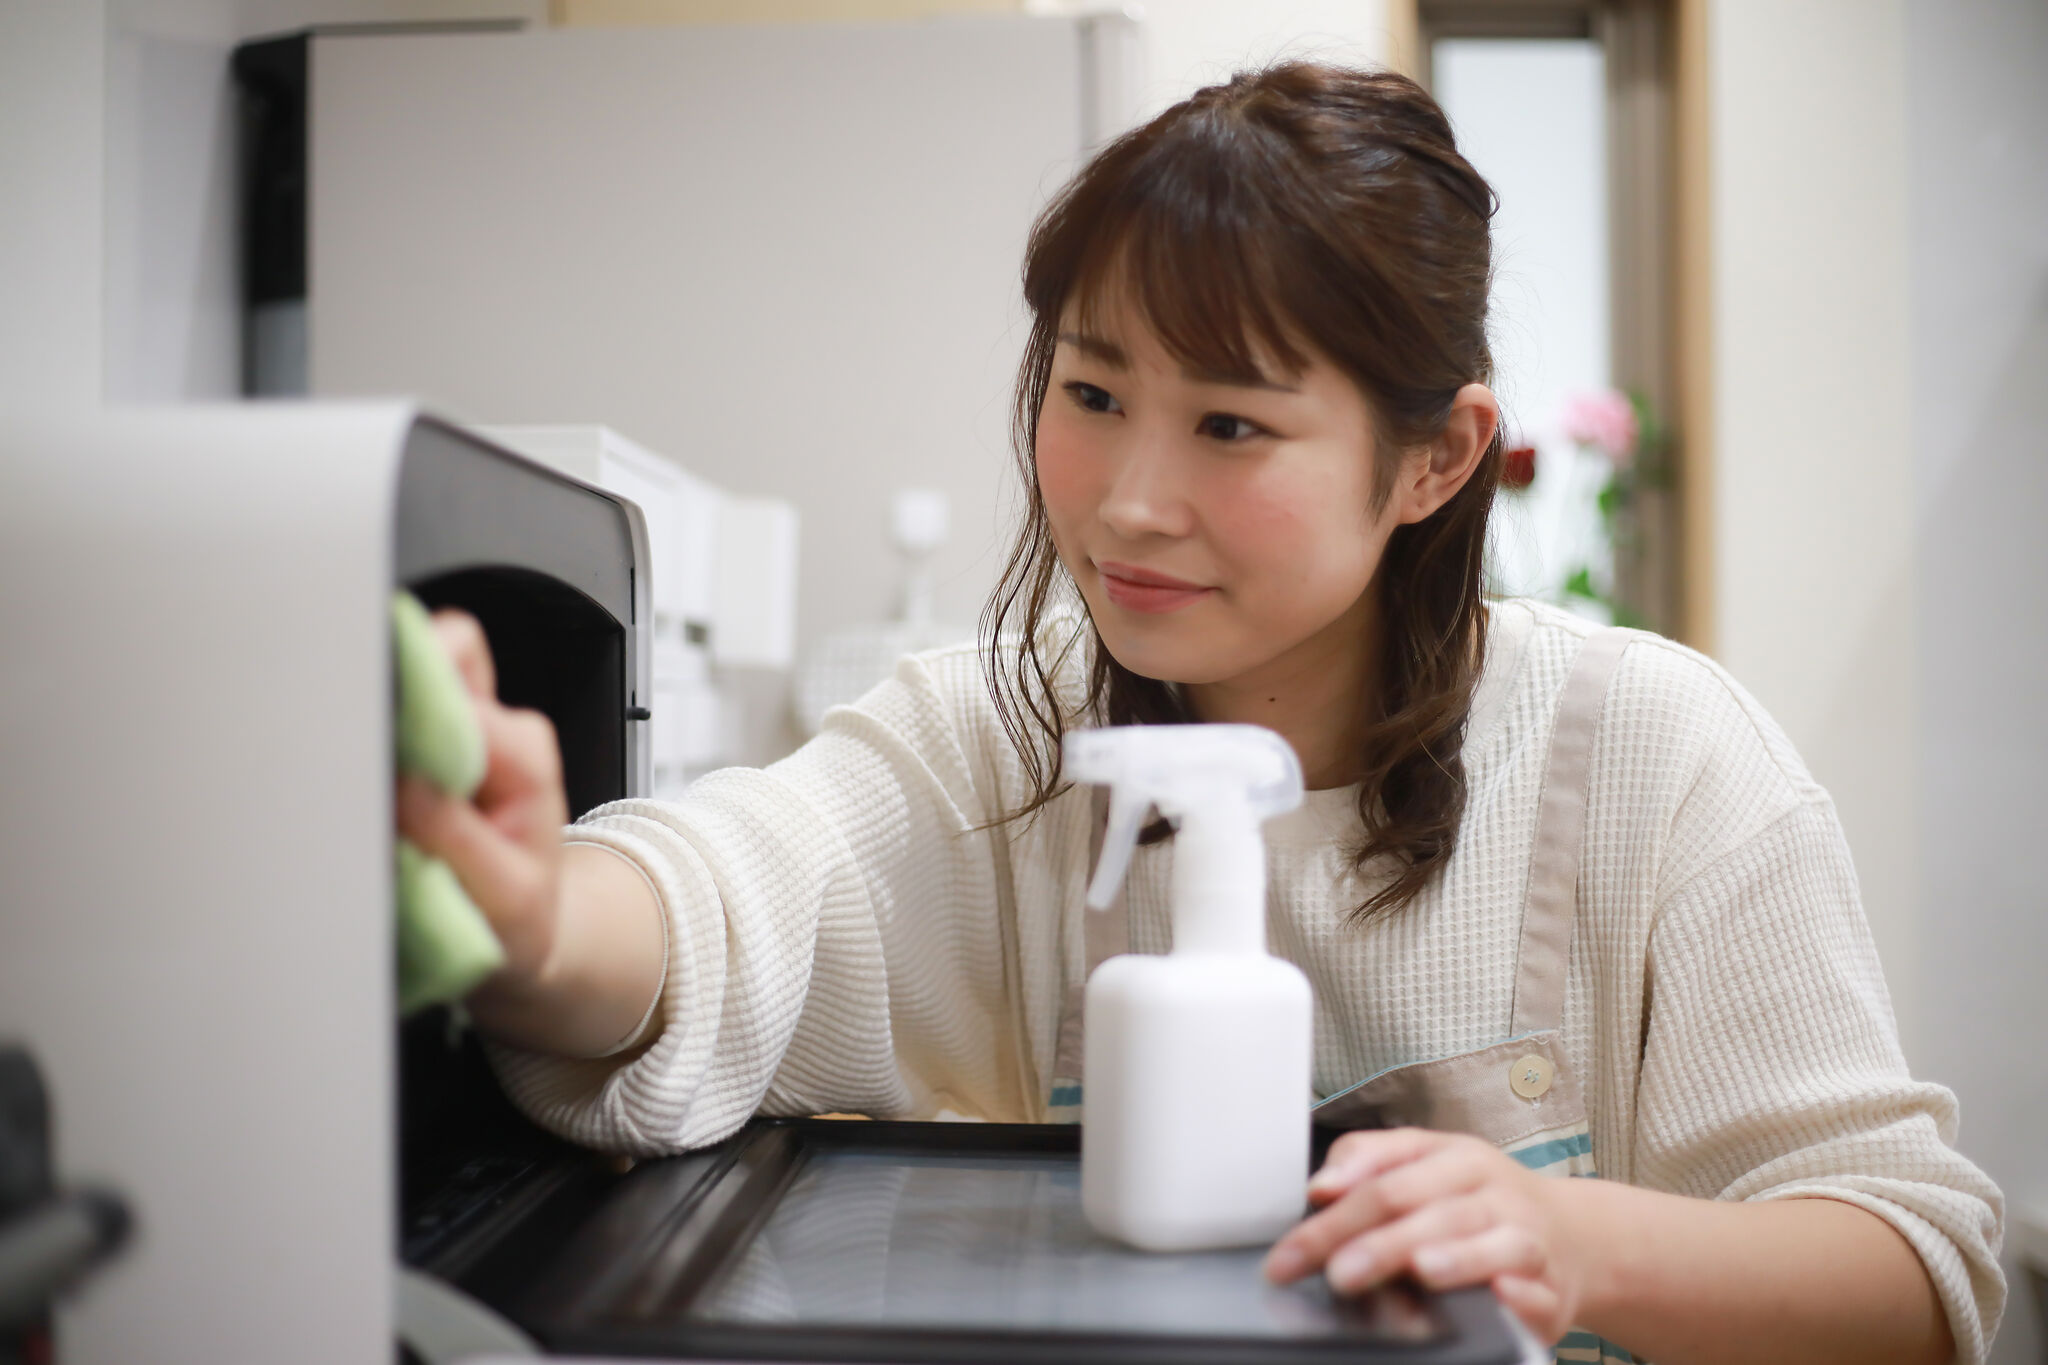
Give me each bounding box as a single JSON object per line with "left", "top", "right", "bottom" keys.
{"left": 1086, "top": 786, "right": 1150, "bottom": 910}
{"left": 1065, "top": 723, "right": 1303, "bottom": 921}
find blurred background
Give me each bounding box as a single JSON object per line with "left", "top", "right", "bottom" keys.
{"left": 3, "top": 0, "right": 2043, "bottom": 1357}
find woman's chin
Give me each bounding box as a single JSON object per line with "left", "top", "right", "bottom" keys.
{"left": 1092, "top": 624, "right": 1241, "bottom": 689}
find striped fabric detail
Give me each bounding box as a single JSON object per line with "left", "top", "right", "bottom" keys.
{"left": 1504, "top": 1122, "right": 1597, "bottom": 1177}
{"left": 1044, "top": 1080, "right": 1082, "bottom": 1123}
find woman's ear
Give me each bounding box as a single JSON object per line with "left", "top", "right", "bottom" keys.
{"left": 1392, "top": 383, "right": 1499, "bottom": 526}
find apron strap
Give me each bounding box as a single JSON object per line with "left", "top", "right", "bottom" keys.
{"left": 1511, "top": 628, "right": 1633, "bottom": 1038}
{"left": 1085, "top": 785, "right": 1131, "bottom": 970}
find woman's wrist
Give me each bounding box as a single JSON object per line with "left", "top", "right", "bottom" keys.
{"left": 563, "top": 839, "right": 670, "bottom": 1056}
{"left": 1538, "top": 1173, "right": 1641, "bottom": 1328}
{"left": 471, "top": 839, "right": 667, "bottom": 1058}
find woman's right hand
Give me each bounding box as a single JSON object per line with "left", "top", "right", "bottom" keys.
{"left": 393, "top": 610, "right": 666, "bottom": 1058}
{"left": 395, "top": 609, "right": 570, "bottom": 985}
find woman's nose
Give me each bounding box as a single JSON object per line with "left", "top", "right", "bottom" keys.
{"left": 1097, "top": 429, "right": 1193, "bottom": 540}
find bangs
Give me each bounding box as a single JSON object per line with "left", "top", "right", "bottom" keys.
{"left": 1037, "top": 130, "right": 1316, "bottom": 390}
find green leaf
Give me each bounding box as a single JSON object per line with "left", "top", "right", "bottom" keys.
{"left": 1627, "top": 388, "right": 1660, "bottom": 451}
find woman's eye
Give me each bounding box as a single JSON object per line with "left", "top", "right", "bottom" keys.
{"left": 1065, "top": 381, "right": 1121, "bottom": 415}
{"left": 1197, "top": 412, "right": 1266, "bottom": 442}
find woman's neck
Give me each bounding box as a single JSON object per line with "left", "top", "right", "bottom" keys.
{"left": 1180, "top": 598, "right": 1380, "bottom": 791}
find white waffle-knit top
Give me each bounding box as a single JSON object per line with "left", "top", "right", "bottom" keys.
{"left": 491, "top": 598, "right": 2005, "bottom": 1359}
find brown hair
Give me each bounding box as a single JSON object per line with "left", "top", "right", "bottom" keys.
{"left": 980, "top": 62, "right": 1502, "bottom": 921}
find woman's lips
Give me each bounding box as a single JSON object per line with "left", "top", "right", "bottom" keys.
{"left": 1096, "top": 561, "right": 1215, "bottom": 614}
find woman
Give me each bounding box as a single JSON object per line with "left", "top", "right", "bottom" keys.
{"left": 399, "top": 63, "right": 2003, "bottom": 1363}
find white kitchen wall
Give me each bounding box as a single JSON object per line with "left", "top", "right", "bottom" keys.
{"left": 1709, "top": 3, "right": 2043, "bottom": 1353}
{"left": 44, "top": 0, "right": 550, "bottom": 410}
{"left": 1707, "top": 0, "right": 1920, "bottom": 1037}
{"left": 1906, "top": 0, "right": 2048, "bottom": 1359}
{"left": 0, "top": 4, "right": 108, "bottom": 410}
{"left": 104, "top": 1, "right": 242, "bottom": 402}
{"left": 1111, "top": 0, "right": 1394, "bottom": 113}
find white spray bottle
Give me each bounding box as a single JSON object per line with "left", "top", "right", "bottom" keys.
{"left": 1065, "top": 723, "right": 1314, "bottom": 1252}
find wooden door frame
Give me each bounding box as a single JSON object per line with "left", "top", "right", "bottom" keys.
{"left": 1389, "top": 0, "right": 1711, "bottom": 650}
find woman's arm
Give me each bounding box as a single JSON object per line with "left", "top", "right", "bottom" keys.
{"left": 1270, "top": 786, "right": 2002, "bottom": 1361}
{"left": 1567, "top": 1177, "right": 1952, "bottom": 1365}
{"left": 395, "top": 609, "right": 1038, "bottom": 1155}
{"left": 464, "top": 841, "right": 664, "bottom": 1058}
{"left": 1265, "top": 1128, "right": 1954, "bottom": 1365}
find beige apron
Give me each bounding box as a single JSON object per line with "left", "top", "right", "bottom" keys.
{"left": 1046, "top": 628, "right": 1638, "bottom": 1365}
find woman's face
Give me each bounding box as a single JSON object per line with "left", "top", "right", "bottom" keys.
{"left": 1036, "top": 295, "right": 1406, "bottom": 695}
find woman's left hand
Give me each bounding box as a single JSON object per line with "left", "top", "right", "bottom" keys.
{"left": 1262, "top": 1128, "right": 1591, "bottom": 1344}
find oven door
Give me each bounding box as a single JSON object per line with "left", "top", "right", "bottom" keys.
{"left": 413, "top": 1118, "right": 1528, "bottom": 1365}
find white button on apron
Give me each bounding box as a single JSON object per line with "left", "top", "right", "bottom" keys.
{"left": 1510, "top": 1053, "right": 1556, "bottom": 1100}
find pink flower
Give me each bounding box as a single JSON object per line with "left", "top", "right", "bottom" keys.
{"left": 1560, "top": 389, "right": 1638, "bottom": 466}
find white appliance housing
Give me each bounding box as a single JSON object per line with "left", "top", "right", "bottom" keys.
{"left": 0, "top": 405, "right": 649, "bottom": 1364}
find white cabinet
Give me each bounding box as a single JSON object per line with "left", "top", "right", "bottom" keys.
{"left": 484, "top": 424, "right": 798, "bottom": 798}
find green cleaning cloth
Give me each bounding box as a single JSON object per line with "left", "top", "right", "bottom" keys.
{"left": 393, "top": 591, "right": 506, "bottom": 1014}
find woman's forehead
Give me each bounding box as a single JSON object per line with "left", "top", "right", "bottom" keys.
{"left": 1056, "top": 283, "right": 1313, "bottom": 391}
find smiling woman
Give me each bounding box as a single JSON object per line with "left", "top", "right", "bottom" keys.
{"left": 1035, "top": 307, "right": 1490, "bottom": 799}
{"left": 987, "top": 65, "right": 1504, "bottom": 916}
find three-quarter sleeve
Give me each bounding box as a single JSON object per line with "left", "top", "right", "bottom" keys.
{"left": 1632, "top": 795, "right": 2006, "bottom": 1361}
{"left": 488, "top": 645, "right": 1038, "bottom": 1155}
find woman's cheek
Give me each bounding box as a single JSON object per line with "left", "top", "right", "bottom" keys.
{"left": 1033, "top": 412, "right": 1099, "bottom": 540}
{"left": 1205, "top": 477, "right": 1316, "bottom": 584}
{"left": 1210, "top": 470, "right": 1378, "bottom": 608}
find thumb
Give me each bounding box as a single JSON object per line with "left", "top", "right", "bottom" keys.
{"left": 396, "top": 775, "right": 557, "bottom": 976}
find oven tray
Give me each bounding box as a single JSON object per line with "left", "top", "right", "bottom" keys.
{"left": 428, "top": 1118, "right": 1524, "bottom": 1365}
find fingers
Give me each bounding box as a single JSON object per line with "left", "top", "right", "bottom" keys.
{"left": 397, "top": 773, "right": 533, "bottom": 906}
{"left": 1269, "top": 1131, "right": 1485, "bottom": 1283}
{"left": 472, "top": 704, "right": 567, "bottom": 837}
{"left": 1410, "top": 1220, "right": 1547, "bottom": 1289}
{"left": 1371, "top": 1138, "right": 1496, "bottom": 1211}
{"left": 1318, "top": 1195, "right": 1499, "bottom": 1293}
{"left": 1308, "top": 1127, "right": 1442, "bottom": 1205}
{"left": 1323, "top": 1194, "right": 1547, "bottom": 1295}
{"left": 1276, "top": 1130, "right": 1577, "bottom": 1346}
{"left": 400, "top": 610, "right": 569, "bottom": 987}
{"left": 421, "top": 608, "right": 566, "bottom": 837}
{"left": 397, "top": 774, "right": 558, "bottom": 977}
{"left": 430, "top": 608, "right": 498, "bottom": 701}
{"left": 398, "top": 771, "right": 496, "bottom": 862}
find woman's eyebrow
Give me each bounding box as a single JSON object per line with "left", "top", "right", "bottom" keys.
{"left": 1180, "top": 361, "right": 1301, "bottom": 394}
{"left": 1057, "top": 331, "right": 1129, "bottom": 368}
{"left": 1059, "top": 331, "right": 1299, "bottom": 393}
